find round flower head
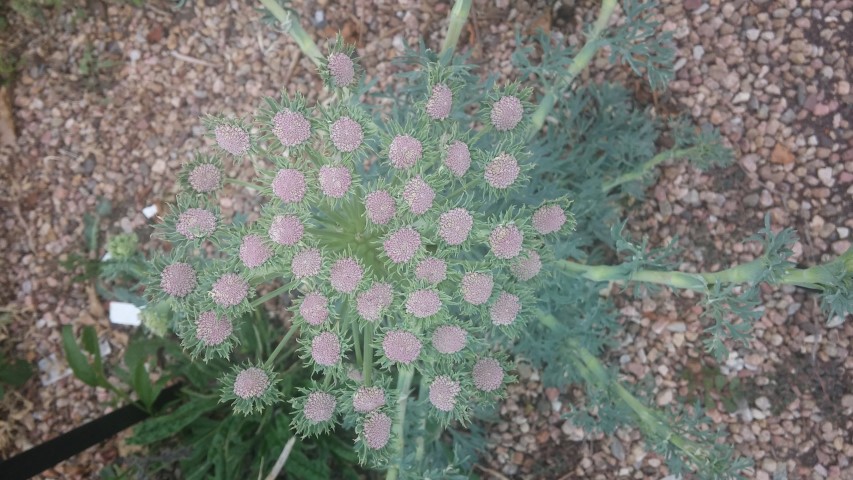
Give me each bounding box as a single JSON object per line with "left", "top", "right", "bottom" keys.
{"left": 429, "top": 376, "right": 461, "bottom": 412}
{"left": 311, "top": 331, "right": 342, "bottom": 366}
{"left": 234, "top": 367, "right": 270, "bottom": 399}
{"left": 461, "top": 272, "right": 493, "bottom": 306}
{"left": 405, "top": 289, "right": 442, "bottom": 318}
{"left": 382, "top": 330, "right": 422, "bottom": 364}
{"left": 485, "top": 153, "right": 520, "bottom": 189}
{"left": 532, "top": 205, "right": 567, "bottom": 235}
{"left": 304, "top": 391, "right": 337, "bottom": 423}
{"left": 353, "top": 386, "right": 386, "bottom": 413}
{"left": 388, "top": 135, "right": 423, "bottom": 169}
{"left": 272, "top": 168, "right": 307, "bottom": 204}
{"left": 444, "top": 140, "right": 471, "bottom": 177}
{"left": 330, "top": 257, "right": 363, "bottom": 293}
{"left": 239, "top": 234, "right": 272, "bottom": 269}
{"left": 160, "top": 262, "right": 197, "bottom": 298}
{"left": 490, "top": 292, "right": 521, "bottom": 326}
{"left": 362, "top": 412, "right": 392, "bottom": 450}
{"left": 490, "top": 95, "right": 523, "bottom": 132}
{"left": 402, "top": 176, "right": 435, "bottom": 215}
{"left": 356, "top": 283, "right": 393, "bottom": 321}
{"left": 211, "top": 273, "right": 249, "bottom": 307}
{"left": 269, "top": 215, "right": 304, "bottom": 246}
{"left": 432, "top": 325, "right": 467, "bottom": 354}
{"left": 188, "top": 163, "right": 221, "bottom": 193}
{"left": 214, "top": 124, "right": 250, "bottom": 156}
{"left": 196, "top": 311, "right": 233, "bottom": 346}
{"left": 426, "top": 84, "right": 452, "bottom": 120}
{"left": 472, "top": 357, "right": 503, "bottom": 392}
{"left": 384, "top": 227, "right": 421, "bottom": 264}
{"left": 176, "top": 208, "right": 216, "bottom": 240}
{"left": 415, "top": 257, "right": 447, "bottom": 284}
{"left": 318, "top": 165, "right": 352, "bottom": 199}
{"left": 291, "top": 248, "right": 322, "bottom": 279}
{"left": 489, "top": 224, "right": 523, "bottom": 260}
{"left": 510, "top": 250, "right": 542, "bottom": 281}
{"left": 272, "top": 109, "right": 311, "bottom": 147}
{"left": 364, "top": 190, "right": 396, "bottom": 225}
{"left": 300, "top": 292, "right": 329, "bottom": 326}
{"left": 438, "top": 208, "right": 473, "bottom": 245}
{"left": 327, "top": 52, "right": 355, "bottom": 87}
{"left": 330, "top": 117, "right": 364, "bottom": 153}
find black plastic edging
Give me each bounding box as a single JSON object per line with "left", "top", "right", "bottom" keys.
{"left": 0, "top": 383, "right": 183, "bottom": 480}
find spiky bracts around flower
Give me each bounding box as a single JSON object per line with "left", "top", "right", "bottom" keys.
{"left": 299, "top": 291, "right": 331, "bottom": 326}
{"left": 483, "top": 83, "right": 533, "bottom": 135}
{"left": 443, "top": 140, "right": 471, "bottom": 177}
{"left": 319, "top": 35, "right": 361, "bottom": 90}
{"left": 472, "top": 357, "right": 504, "bottom": 392}
{"left": 291, "top": 386, "right": 338, "bottom": 437}
{"left": 220, "top": 364, "right": 282, "bottom": 415}
{"left": 349, "top": 386, "right": 385, "bottom": 415}
{"left": 160, "top": 262, "right": 197, "bottom": 298}
{"left": 359, "top": 411, "right": 393, "bottom": 449}
{"left": 356, "top": 282, "right": 393, "bottom": 322}
{"left": 178, "top": 310, "right": 236, "bottom": 361}
{"left": 180, "top": 154, "right": 224, "bottom": 195}
{"left": 204, "top": 116, "right": 253, "bottom": 157}
{"left": 255, "top": 92, "right": 314, "bottom": 153}
{"left": 382, "top": 330, "right": 422, "bottom": 365}
{"left": 431, "top": 324, "right": 467, "bottom": 355}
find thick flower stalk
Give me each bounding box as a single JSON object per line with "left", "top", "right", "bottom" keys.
{"left": 147, "top": 36, "right": 573, "bottom": 471}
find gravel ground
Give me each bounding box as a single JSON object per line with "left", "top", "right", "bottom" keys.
{"left": 0, "top": 0, "right": 850, "bottom": 479}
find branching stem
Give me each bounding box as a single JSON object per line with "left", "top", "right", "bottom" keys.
{"left": 362, "top": 323, "right": 375, "bottom": 386}
{"left": 558, "top": 257, "right": 843, "bottom": 291}
{"left": 537, "top": 311, "right": 710, "bottom": 468}
{"left": 263, "top": 325, "right": 299, "bottom": 369}
{"left": 386, "top": 368, "right": 415, "bottom": 480}
{"left": 440, "top": 0, "right": 472, "bottom": 56}
{"left": 600, "top": 147, "right": 697, "bottom": 193}
{"left": 528, "top": 0, "right": 618, "bottom": 136}
{"left": 251, "top": 285, "right": 290, "bottom": 308}
{"left": 258, "top": 0, "right": 323, "bottom": 65}
{"left": 224, "top": 177, "right": 262, "bottom": 190}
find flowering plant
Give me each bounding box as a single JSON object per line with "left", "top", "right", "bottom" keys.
{"left": 132, "top": 0, "right": 853, "bottom": 478}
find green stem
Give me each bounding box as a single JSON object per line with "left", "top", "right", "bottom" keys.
{"left": 251, "top": 285, "right": 290, "bottom": 308}
{"left": 362, "top": 323, "right": 375, "bottom": 386}
{"left": 601, "top": 147, "right": 697, "bottom": 193}
{"left": 528, "top": 0, "right": 618, "bottom": 137}
{"left": 258, "top": 0, "right": 323, "bottom": 65}
{"left": 224, "top": 177, "right": 262, "bottom": 190}
{"left": 413, "top": 376, "right": 427, "bottom": 464}
{"left": 559, "top": 257, "right": 846, "bottom": 292}
{"left": 352, "top": 322, "right": 363, "bottom": 367}
{"left": 538, "top": 311, "right": 709, "bottom": 465}
{"left": 263, "top": 325, "right": 299, "bottom": 369}
{"left": 440, "top": 0, "right": 472, "bottom": 56}
{"left": 386, "top": 368, "right": 415, "bottom": 480}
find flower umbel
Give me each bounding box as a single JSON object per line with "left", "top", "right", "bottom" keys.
{"left": 151, "top": 35, "right": 577, "bottom": 471}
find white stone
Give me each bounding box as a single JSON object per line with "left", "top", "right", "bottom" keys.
{"left": 732, "top": 91, "right": 751, "bottom": 104}
{"left": 817, "top": 167, "right": 834, "bottom": 187}
{"left": 746, "top": 29, "right": 761, "bottom": 41}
